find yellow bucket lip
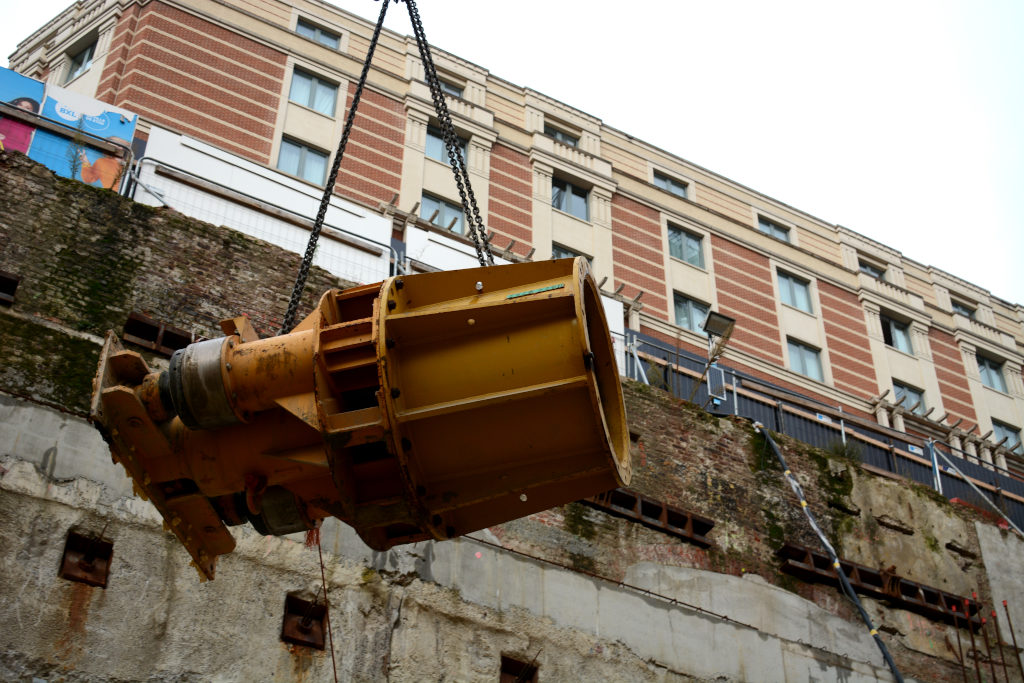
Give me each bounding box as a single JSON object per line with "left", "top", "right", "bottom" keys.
{"left": 573, "top": 257, "right": 632, "bottom": 486}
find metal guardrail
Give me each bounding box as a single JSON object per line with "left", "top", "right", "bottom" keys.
{"left": 621, "top": 329, "right": 1024, "bottom": 531}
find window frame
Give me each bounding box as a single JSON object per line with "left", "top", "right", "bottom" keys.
{"left": 420, "top": 192, "right": 465, "bottom": 234}
{"left": 756, "top": 215, "right": 791, "bottom": 243}
{"left": 65, "top": 40, "right": 97, "bottom": 84}
{"left": 544, "top": 123, "right": 579, "bottom": 148}
{"left": 296, "top": 18, "right": 341, "bottom": 49}
{"left": 653, "top": 170, "right": 688, "bottom": 199}
{"left": 551, "top": 243, "right": 592, "bottom": 265}
{"left": 787, "top": 338, "right": 824, "bottom": 382}
{"left": 425, "top": 124, "right": 467, "bottom": 164}
{"left": 880, "top": 314, "right": 913, "bottom": 354}
{"left": 777, "top": 270, "right": 813, "bottom": 314}
{"left": 977, "top": 354, "right": 1008, "bottom": 392}
{"left": 893, "top": 381, "right": 926, "bottom": 415}
{"left": 288, "top": 68, "right": 338, "bottom": 117}
{"left": 951, "top": 300, "right": 976, "bottom": 319}
{"left": 992, "top": 420, "right": 1023, "bottom": 455}
{"left": 277, "top": 138, "right": 329, "bottom": 185}
{"left": 551, "top": 176, "right": 589, "bottom": 221}
{"left": 667, "top": 224, "right": 704, "bottom": 268}
{"left": 673, "top": 293, "right": 710, "bottom": 334}
{"left": 438, "top": 78, "right": 464, "bottom": 98}
{"left": 858, "top": 259, "right": 887, "bottom": 281}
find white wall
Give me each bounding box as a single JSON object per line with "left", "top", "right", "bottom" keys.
{"left": 134, "top": 128, "right": 392, "bottom": 285}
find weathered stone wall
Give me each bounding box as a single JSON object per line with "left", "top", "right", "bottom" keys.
{"left": 2, "top": 152, "right": 1023, "bottom": 682}
{"left": 0, "top": 150, "right": 349, "bottom": 413}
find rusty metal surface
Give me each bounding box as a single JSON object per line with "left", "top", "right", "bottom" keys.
{"left": 58, "top": 531, "right": 113, "bottom": 588}
{"left": 280, "top": 594, "right": 326, "bottom": 650}
{"left": 778, "top": 542, "right": 981, "bottom": 626}
{"left": 584, "top": 488, "right": 715, "bottom": 548}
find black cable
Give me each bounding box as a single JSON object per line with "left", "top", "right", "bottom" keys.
{"left": 754, "top": 422, "right": 905, "bottom": 682}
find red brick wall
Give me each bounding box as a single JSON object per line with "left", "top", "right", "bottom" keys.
{"left": 611, "top": 195, "right": 667, "bottom": 319}
{"left": 97, "top": 2, "right": 285, "bottom": 163}
{"left": 97, "top": 3, "right": 142, "bottom": 102}
{"left": 333, "top": 86, "right": 404, "bottom": 206}
{"left": 487, "top": 144, "right": 532, "bottom": 255}
{"left": 817, "top": 282, "right": 877, "bottom": 398}
{"left": 929, "top": 328, "right": 978, "bottom": 427}
{"left": 709, "top": 235, "right": 782, "bottom": 364}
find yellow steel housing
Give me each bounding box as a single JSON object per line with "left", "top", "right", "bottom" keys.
{"left": 90, "top": 258, "right": 630, "bottom": 579}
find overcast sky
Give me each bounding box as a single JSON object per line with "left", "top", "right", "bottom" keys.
{"left": 6, "top": 1, "right": 1023, "bottom": 306}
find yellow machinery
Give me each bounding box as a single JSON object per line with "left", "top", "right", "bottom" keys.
{"left": 90, "top": 258, "right": 630, "bottom": 579}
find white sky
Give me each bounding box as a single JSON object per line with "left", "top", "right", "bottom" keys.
{"left": 6, "top": 1, "right": 1023, "bottom": 306}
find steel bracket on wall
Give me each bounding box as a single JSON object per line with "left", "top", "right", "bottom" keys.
{"left": 58, "top": 529, "right": 113, "bottom": 588}
{"left": 280, "top": 593, "right": 327, "bottom": 650}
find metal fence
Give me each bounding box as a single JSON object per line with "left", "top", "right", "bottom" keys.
{"left": 621, "top": 329, "right": 1024, "bottom": 531}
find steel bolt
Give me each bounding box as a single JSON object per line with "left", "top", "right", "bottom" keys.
{"left": 225, "top": 362, "right": 232, "bottom": 371}
{"left": 475, "top": 281, "right": 483, "bottom": 293}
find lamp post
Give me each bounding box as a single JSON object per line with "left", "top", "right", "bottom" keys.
{"left": 687, "top": 311, "right": 736, "bottom": 404}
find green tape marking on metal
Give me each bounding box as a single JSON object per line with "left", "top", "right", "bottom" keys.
{"left": 506, "top": 283, "right": 565, "bottom": 300}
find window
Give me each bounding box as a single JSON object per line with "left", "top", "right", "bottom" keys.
{"left": 500, "top": 656, "right": 538, "bottom": 683}
{"left": 777, "top": 271, "right": 812, "bottom": 313}
{"left": 288, "top": 70, "right": 337, "bottom": 116}
{"left": 544, "top": 124, "right": 578, "bottom": 147}
{"left": 951, "top": 300, "right": 976, "bottom": 319}
{"left": 425, "top": 125, "right": 467, "bottom": 164}
{"left": 977, "top": 355, "right": 1007, "bottom": 392}
{"left": 893, "top": 382, "right": 925, "bottom": 415}
{"left": 788, "top": 339, "right": 823, "bottom": 382}
{"left": 296, "top": 19, "right": 340, "bottom": 49}
{"left": 551, "top": 244, "right": 582, "bottom": 260}
{"left": 859, "top": 260, "right": 886, "bottom": 280}
{"left": 551, "top": 177, "right": 588, "bottom": 220}
{"left": 438, "top": 79, "right": 463, "bottom": 98}
{"left": 674, "top": 294, "right": 709, "bottom": 334}
{"left": 668, "top": 224, "right": 703, "bottom": 268}
{"left": 654, "top": 171, "right": 688, "bottom": 199}
{"left": 420, "top": 193, "right": 464, "bottom": 233}
{"left": 880, "top": 314, "right": 912, "bottom": 354}
{"left": 65, "top": 41, "right": 96, "bottom": 84}
{"left": 992, "top": 420, "right": 1023, "bottom": 455}
{"left": 277, "top": 139, "right": 328, "bottom": 185}
{"left": 757, "top": 216, "right": 790, "bottom": 242}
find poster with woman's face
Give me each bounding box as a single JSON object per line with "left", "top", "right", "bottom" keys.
{"left": 0, "top": 68, "right": 44, "bottom": 154}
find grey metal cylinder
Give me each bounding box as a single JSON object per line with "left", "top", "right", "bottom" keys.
{"left": 167, "top": 337, "right": 238, "bottom": 430}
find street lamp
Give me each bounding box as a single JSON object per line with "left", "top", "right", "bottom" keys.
{"left": 687, "top": 311, "right": 736, "bottom": 404}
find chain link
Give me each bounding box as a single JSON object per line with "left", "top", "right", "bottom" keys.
{"left": 279, "top": 0, "right": 392, "bottom": 334}
{"left": 404, "top": 0, "right": 494, "bottom": 267}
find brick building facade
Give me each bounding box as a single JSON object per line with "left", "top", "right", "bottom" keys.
{"left": 8, "top": 0, "right": 1024, "bottom": 469}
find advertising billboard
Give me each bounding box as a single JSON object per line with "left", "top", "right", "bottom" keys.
{"left": 0, "top": 68, "right": 45, "bottom": 154}
{"left": 1, "top": 68, "right": 138, "bottom": 190}
{"left": 28, "top": 84, "right": 138, "bottom": 189}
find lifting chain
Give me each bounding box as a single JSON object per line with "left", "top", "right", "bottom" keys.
{"left": 404, "top": 0, "right": 494, "bottom": 268}
{"left": 281, "top": 0, "right": 493, "bottom": 334}
{"left": 280, "top": 0, "right": 392, "bottom": 334}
